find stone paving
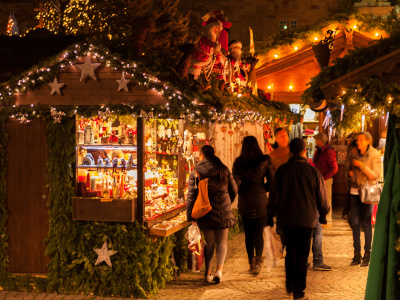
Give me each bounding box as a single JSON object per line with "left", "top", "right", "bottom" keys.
{"left": 0, "top": 209, "right": 370, "bottom": 300}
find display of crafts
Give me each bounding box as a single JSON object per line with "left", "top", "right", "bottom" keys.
{"left": 76, "top": 116, "right": 137, "bottom": 145}
{"left": 151, "top": 211, "right": 187, "bottom": 230}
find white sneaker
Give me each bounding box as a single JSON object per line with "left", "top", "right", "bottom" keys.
{"left": 204, "top": 274, "right": 213, "bottom": 283}
{"left": 213, "top": 270, "right": 222, "bottom": 283}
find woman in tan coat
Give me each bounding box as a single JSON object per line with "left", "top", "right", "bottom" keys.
{"left": 346, "top": 131, "right": 382, "bottom": 267}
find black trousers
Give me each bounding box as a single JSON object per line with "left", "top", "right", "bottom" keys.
{"left": 283, "top": 227, "right": 314, "bottom": 299}
{"left": 242, "top": 215, "right": 267, "bottom": 261}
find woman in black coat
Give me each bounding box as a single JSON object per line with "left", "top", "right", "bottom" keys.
{"left": 187, "top": 145, "right": 238, "bottom": 284}
{"left": 232, "top": 136, "right": 273, "bottom": 275}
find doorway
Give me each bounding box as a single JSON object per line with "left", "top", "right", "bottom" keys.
{"left": 6, "top": 120, "right": 49, "bottom": 274}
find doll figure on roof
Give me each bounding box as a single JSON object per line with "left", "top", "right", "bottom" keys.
{"left": 188, "top": 18, "right": 223, "bottom": 80}
{"left": 202, "top": 10, "right": 231, "bottom": 83}
{"left": 228, "top": 40, "right": 250, "bottom": 87}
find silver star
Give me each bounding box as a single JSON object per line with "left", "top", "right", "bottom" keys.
{"left": 116, "top": 73, "right": 130, "bottom": 92}
{"left": 93, "top": 241, "right": 118, "bottom": 267}
{"left": 48, "top": 77, "right": 64, "bottom": 95}
{"left": 76, "top": 55, "right": 100, "bottom": 81}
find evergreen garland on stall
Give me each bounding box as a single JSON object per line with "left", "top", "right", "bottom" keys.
{"left": 0, "top": 39, "right": 298, "bottom": 125}
{"left": 0, "top": 121, "right": 8, "bottom": 286}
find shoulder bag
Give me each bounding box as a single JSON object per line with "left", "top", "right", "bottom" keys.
{"left": 191, "top": 172, "right": 212, "bottom": 219}
{"left": 359, "top": 181, "right": 382, "bottom": 205}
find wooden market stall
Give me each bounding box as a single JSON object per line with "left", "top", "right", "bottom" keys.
{"left": 0, "top": 34, "right": 295, "bottom": 297}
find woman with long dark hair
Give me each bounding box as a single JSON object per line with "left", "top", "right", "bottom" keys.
{"left": 232, "top": 136, "right": 273, "bottom": 275}
{"left": 187, "top": 145, "right": 238, "bottom": 283}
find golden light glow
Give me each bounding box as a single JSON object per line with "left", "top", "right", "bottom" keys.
{"left": 274, "top": 53, "right": 278, "bottom": 58}
{"left": 294, "top": 46, "right": 298, "bottom": 51}
{"left": 375, "top": 32, "right": 380, "bottom": 37}
{"left": 314, "top": 37, "right": 318, "bottom": 41}
{"left": 354, "top": 25, "right": 357, "bottom": 29}
{"left": 289, "top": 86, "right": 293, "bottom": 91}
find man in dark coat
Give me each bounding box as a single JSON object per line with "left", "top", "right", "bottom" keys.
{"left": 267, "top": 138, "right": 330, "bottom": 300}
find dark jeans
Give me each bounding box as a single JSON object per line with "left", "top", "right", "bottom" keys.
{"left": 283, "top": 227, "right": 314, "bottom": 299}
{"left": 312, "top": 218, "right": 323, "bottom": 266}
{"left": 242, "top": 215, "right": 267, "bottom": 260}
{"left": 350, "top": 194, "right": 373, "bottom": 252}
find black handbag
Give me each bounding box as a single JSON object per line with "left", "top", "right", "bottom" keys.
{"left": 359, "top": 182, "right": 382, "bottom": 205}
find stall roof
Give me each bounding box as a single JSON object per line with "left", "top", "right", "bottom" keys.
{"left": 0, "top": 38, "right": 297, "bottom": 123}
{"left": 320, "top": 48, "right": 400, "bottom": 100}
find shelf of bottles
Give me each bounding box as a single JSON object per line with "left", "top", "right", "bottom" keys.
{"left": 73, "top": 115, "right": 139, "bottom": 222}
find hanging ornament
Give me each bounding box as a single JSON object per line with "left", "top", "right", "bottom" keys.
{"left": 340, "top": 104, "right": 345, "bottom": 121}
{"left": 116, "top": 73, "right": 130, "bottom": 92}
{"left": 328, "top": 126, "right": 333, "bottom": 142}
{"left": 50, "top": 107, "right": 66, "bottom": 123}
{"left": 76, "top": 54, "right": 100, "bottom": 82}
{"left": 361, "top": 114, "right": 365, "bottom": 132}
{"left": 93, "top": 241, "right": 118, "bottom": 267}
{"left": 48, "top": 77, "right": 64, "bottom": 95}
{"left": 385, "top": 111, "right": 389, "bottom": 127}
{"left": 322, "top": 110, "right": 330, "bottom": 129}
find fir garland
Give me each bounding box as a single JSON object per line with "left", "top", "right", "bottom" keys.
{"left": 303, "top": 30, "right": 400, "bottom": 133}
{"left": 254, "top": 12, "right": 396, "bottom": 55}
{"left": 0, "top": 121, "right": 8, "bottom": 286}
{"left": 0, "top": 39, "right": 298, "bottom": 125}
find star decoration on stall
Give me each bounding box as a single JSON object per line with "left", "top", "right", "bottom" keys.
{"left": 116, "top": 73, "right": 130, "bottom": 92}
{"left": 50, "top": 107, "right": 66, "bottom": 123}
{"left": 48, "top": 77, "right": 64, "bottom": 95}
{"left": 76, "top": 55, "right": 100, "bottom": 82}
{"left": 93, "top": 241, "right": 118, "bottom": 267}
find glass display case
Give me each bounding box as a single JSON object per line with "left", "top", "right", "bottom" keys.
{"left": 72, "top": 115, "right": 194, "bottom": 235}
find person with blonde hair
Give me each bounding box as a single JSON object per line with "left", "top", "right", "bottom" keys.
{"left": 346, "top": 131, "right": 382, "bottom": 267}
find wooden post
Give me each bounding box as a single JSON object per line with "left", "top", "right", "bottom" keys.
{"left": 178, "top": 119, "right": 185, "bottom": 199}
{"left": 136, "top": 117, "right": 145, "bottom": 225}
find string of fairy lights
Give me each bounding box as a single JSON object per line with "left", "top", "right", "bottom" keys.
{"left": 0, "top": 42, "right": 290, "bottom": 126}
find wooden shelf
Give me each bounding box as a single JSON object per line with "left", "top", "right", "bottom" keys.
{"left": 144, "top": 204, "right": 186, "bottom": 228}
{"left": 303, "top": 120, "right": 319, "bottom": 123}
{"left": 72, "top": 197, "right": 137, "bottom": 222}
{"left": 146, "top": 151, "right": 179, "bottom": 155}
{"left": 150, "top": 220, "right": 190, "bottom": 237}
{"left": 77, "top": 144, "right": 137, "bottom": 150}
{"left": 77, "top": 165, "right": 137, "bottom": 169}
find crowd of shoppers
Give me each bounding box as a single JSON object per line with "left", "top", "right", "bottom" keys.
{"left": 186, "top": 128, "right": 382, "bottom": 300}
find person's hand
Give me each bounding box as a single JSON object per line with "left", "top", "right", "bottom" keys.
{"left": 349, "top": 170, "right": 354, "bottom": 177}
{"left": 352, "top": 159, "right": 364, "bottom": 169}
{"left": 319, "top": 215, "right": 328, "bottom": 225}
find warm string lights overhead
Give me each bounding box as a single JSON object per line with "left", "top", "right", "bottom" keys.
{"left": 0, "top": 42, "right": 294, "bottom": 126}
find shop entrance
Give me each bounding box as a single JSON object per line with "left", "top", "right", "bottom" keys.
{"left": 6, "top": 120, "right": 49, "bottom": 274}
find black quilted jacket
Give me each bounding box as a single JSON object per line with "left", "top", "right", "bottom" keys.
{"left": 186, "top": 158, "right": 238, "bottom": 230}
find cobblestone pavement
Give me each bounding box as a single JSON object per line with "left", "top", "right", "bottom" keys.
{"left": 0, "top": 209, "right": 370, "bottom": 300}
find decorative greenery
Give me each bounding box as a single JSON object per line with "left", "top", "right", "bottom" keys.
{"left": 0, "top": 39, "right": 297, "bottom": 125}
{"left": 0, "top": 121, "right": 8, "bottom": 286}
{"left": 302, "top": 29, "right": 400, "bottom": 134}
{"left": 254, "top": 12, "right": 398, "bottom": 56}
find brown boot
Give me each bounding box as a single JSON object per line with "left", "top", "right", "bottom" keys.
{"left": 360, "top": 251, "right": 371, "bottom": 267}
{"left": 253, "top": 256, "right": 263, "bottom": 275}
{"left": 350, "top": 251, "right": 362, "bottom": 266}
{"left": 248, "top": 257, "right": 255, "bottom": 272}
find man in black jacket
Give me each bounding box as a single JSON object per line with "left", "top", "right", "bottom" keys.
{"left": 267, "top": 138, "right": 330, "bottom": 300}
